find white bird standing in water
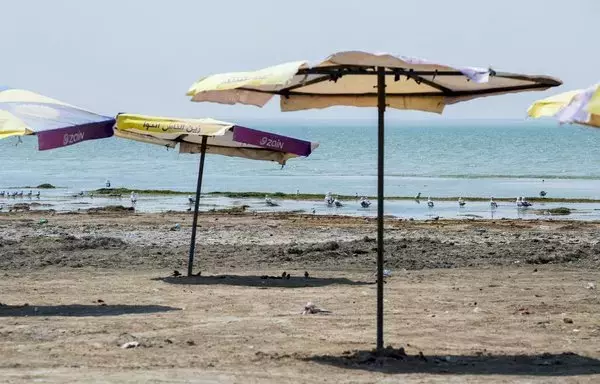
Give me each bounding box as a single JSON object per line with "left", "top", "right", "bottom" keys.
{"left": 521, "top": 196, "right": 532, "bottom": 207}
{"left": 427, "top": 197, "right": 434, "bottom": 208}
{"left": 458, "top": 197, "right": 466, "bottom": 207}
{"left": 26, "top": 190, "right": 32, "bottom": 198}
{"left": 334, "top": 196, "right": 343, "bottom": 207}
{"left": 265, "top": 195, "right": 279, "bottom": 206}
{"left": 360, "top": 196, "right": 371, "bottom": 208}
{"left": 105, "top": 179, "right": 111, "bottom": 188}
{"left": 490, "top": 197, "right": 498, "bottom": 209}
{"left": 516, "top": 197, "right": 523, "bottom": 208}
{"left": 130, "top": 192, "right": 138, "bottom": 206}
{"left": 188, "top": 195, "right": 195, "bottom": 204}
{"left": 324, "top": 192, "right": 334, "bottom": 206}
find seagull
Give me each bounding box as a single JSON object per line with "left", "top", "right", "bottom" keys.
{"left": 17, "top": 191, "right": 23, "bottom": 198}
{"left": 334, "top": 197, "right": 343, "bottom": 207}
{"left": 324, "top": 192, "right": 334, "bottom": 206}
{"left": 130, "top": 191, "right": 138, "bottom": 205}
{"left": 311, "top": 208, "right": 316, "bottom": 215}
{"left": 35, "top": 191, "right": 40, "bottom": 199}
{"left": 427, "top": 197, "right": 434, "bottom": 208}
{"left": 458, "top": 197, "right": 466, "bottom": 207}
{"left": 26, "top": 190, "right": 32, "bottom": 198}
{"left": 188, "top": 195, "right": 195, "bottom": 204}
{"left": 0, "top": 191, "right": 5, "bottom": 197}
{"left": 415, "top": 192, "right": 421, "bottom": 200}
{"left": 490, "top": 197, "right": 498, "bottom": 209}
{"left": 539, "top": 190, "right": 547, "bottom": 198}
{"left": 105, "top": 179, "right": 111, "bottom": 188}
{"left": 360, "top": 196, "right": 371, "bottom": 208}
{"left": 265, "top": 195, "right": 279, "bottom": 207}
{"left": 521, "top": 196, "right": 532, "bottom": 207}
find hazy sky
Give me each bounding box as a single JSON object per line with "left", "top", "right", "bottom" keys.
{"left": 2, "top": 0, "right": 597, "bottom": 122}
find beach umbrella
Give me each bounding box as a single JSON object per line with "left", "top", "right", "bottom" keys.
{"left": 528, "top": 83, "right": 600, "bottom": 127}
{"left": 114, "top": 113, "right": 318, "bottom": 276}
{"left": 186, "top": 50, "right": 562, "bottom": 350}
{"left": 0, "top": 86, "right": 115, "bottom": 150}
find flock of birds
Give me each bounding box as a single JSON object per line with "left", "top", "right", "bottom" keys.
{"left": 239, "top": 189, "right": 547, "bottom": 213}
{"left": 415, "top": 191, "right": 546, "bottom": 209}
{"left": 2, "top": 175, "right": 550, "bottom": 213}
{"left": 0, "top": 190, "right": 41, "bottom": 199}
{"left": 0, "top": 190, "right": 41, "bottom": 211}
{"left": 322, "top": 192, "right": 372, "bottom": 209}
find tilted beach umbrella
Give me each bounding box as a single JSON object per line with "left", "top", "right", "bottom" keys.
{"left": 114, "top": 113, "right": 318, "bottom": 276}
{"left": 528, "top": 83, "right": 600, "bottom": 127}
{"left": 186, "top": 50, "right": 562, "bottom": 350}
{"left": 0, "top": 86, "right": 115, "bottom": 150}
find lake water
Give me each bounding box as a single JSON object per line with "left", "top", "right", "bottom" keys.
{"left": 2, "top": 118, "right": 600, "bottom": 219}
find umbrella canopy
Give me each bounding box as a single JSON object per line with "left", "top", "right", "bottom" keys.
{"left": 528, "top": 83, "right": 600, "bottom": 127}
{"left": 114, "top": 114, "right": 317, "bottom": 164}
{"left": 187, "top": 51, "right": 561, "bottom": 112}
{"left": 186, "top": 50, "right": 562, "bottom": 350}
{"left": 0, "top": 86, "right": 115, "bottom": 150}
{"left": 115, "top": 113, "right": 318, "bottom": 276}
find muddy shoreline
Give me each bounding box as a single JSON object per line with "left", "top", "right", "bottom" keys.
{"left": 1, "top": 211, "right": 598, "bottom": 272}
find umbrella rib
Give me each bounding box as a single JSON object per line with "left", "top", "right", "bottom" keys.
{"left": 494, "top": 72, "right": 562, "bottom": 86}
{"left": 282, "top": 75, "right": 334, "bottom": 92}
{"left": 279, "top": 83, "right": 554, "bottom": 98}
{"left": 283, "top": 71, "right": 452, "bottom": 94}
{"left": 401, "top": 72, "right": 452, "bottom": 93}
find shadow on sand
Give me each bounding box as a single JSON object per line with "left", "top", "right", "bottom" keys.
{"left": 156, "top": 274, "right": 373, "bottom": 288}
{"left": 306, "top": 347, "right": 600, "bottom": 376}
{"left": 0, "top": 304, "right": 180, "bottom": 317}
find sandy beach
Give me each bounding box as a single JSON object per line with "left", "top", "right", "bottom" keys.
{"left": 1, "top": 210, "right": 599, "bottom": 383}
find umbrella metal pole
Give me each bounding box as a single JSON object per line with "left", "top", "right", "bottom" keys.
{"left": 187, "top": 135, "right": 208, "bottom": 277}
{"left": 376, "top": 66, "right": 386, "bottom": 351}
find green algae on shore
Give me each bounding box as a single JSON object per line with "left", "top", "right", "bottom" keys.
{"left": 532, "top": 207, "right": 572, "bottom": 216}
{"left": 91, "top": 188, "right": 600, "bottom": 203}
{"left": 94, "top": 188, "right": 191, "bottom": 196}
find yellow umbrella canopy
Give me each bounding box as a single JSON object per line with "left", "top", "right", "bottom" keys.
{"left": 528, "top": 84, "right": 600, "bottom": 127}
{"left": 0, "top": 86, "right": 115, "bottom": 150}
{"left": 187, "top": 50, "right": 562, "bottom": 350}
{"left": 115, "top": 114, "right": 318, "bottom": 165}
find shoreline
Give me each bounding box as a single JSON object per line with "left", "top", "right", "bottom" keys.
{"left": 85, "top": 188, "right": 600, "bottom": 203}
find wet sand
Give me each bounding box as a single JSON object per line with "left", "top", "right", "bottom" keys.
{"left": 0, "top": 210, "right": 599, "bottom": 383}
